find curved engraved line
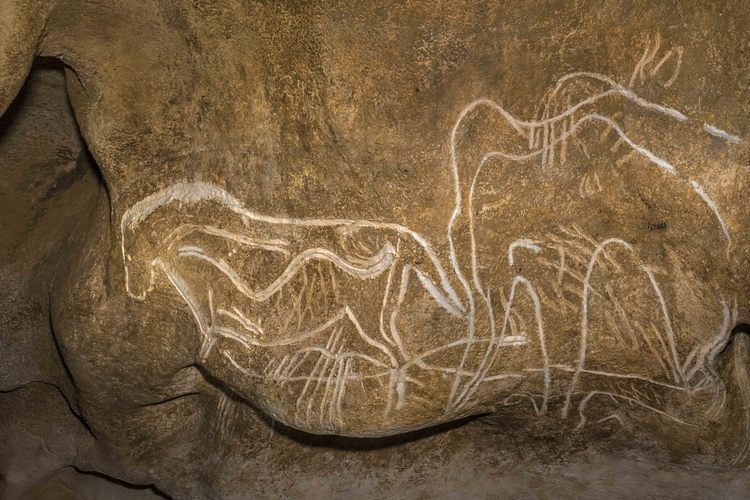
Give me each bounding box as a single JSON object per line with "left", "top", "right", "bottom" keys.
{"left": 561, "top": 238, "right": 685, "bottom": 418}
{"left": 455, "top": 275, "right": 550, "bottom": 414}
{"left": 120, "top": 182, "right": 466, "bottom": 315}
{"left": 641, "top": 264, "right": 686, "bottom": 386}
{"left": 446, "top": 72, "right": 692, "bottom": 404}
{"left": 177, "top": 243, "right": 396, "bottom": 302}
{"left": 215, "top": 309, "right": 346, "bottom": 348}
{"left": 343, "top": 305, "right": 399, "bottom": 367}
{"left": 467, "top": 111, "right": 679, "bottom": 312}
{"left": 378, "top": 243, "right": 399, "bottom": 348}
{"left": 525, "top": 365, "right": 688, "bottom": 392}
{"left": 703, "top": 123, "right": 743, "bottom": 144}
{"left": 284, "top": 346, "right": 390, "bottom": 369}
{"left": 508, "top": 239, "right": 541, "bottom": 266}
{"left": 690, "top": 180, "right": 731, "bottom": 244}
{"left": 119, "top": 67, "right": 735, "bottom": 422}
{"left": 207, "top": 284, "right": 399, "bottom": 367}
{"left": 576, "top": 390, "right": 694, "bottom": 429}
{"left": 160, "top": 260, "right": 208, "bottom": 334}
{"left": 217, "top": 307, "right": 264, "bottom": 336}
{"left": 223, "top": 350, "right": 262, "bottom": 378}
{"left": 541, "top": 71, "right": 688, "bottom": 124}
{"left": 477, "top": 113, "right": 677, "bottom": 173}
{"left": 165, "top": 224, "right": 291, "bottom": 254}
{"left": 698, "top": 300, "right": 736, "bottom": 383}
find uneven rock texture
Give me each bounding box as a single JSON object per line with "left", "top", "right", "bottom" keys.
{"left": 1, "top": 1, "right": 750, "bottom": 498}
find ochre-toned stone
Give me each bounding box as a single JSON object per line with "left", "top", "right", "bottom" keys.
{"left": 2, "top": 1, "right": 750, "bottom": 497}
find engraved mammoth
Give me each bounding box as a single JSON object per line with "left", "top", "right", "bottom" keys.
{"left": 2, "top": 1, "right": 750, "bottom": 497}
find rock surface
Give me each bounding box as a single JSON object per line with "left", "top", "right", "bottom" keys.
{"left": 1, "top": 1, "right": 750, "bottom": 498}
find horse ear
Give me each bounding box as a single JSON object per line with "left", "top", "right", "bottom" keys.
{"left": 0, "top": 0, "right": 55, "bottom": 117}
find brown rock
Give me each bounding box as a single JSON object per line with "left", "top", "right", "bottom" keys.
{"left": 2, "top": 1, "right": 750, "bottom": 497}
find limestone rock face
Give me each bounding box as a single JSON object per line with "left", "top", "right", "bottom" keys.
{"left": 2, "top": 1, "right": 750, "bottom": 497}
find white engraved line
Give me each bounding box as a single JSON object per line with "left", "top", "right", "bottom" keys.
{"left": 503, "top": 393, "right": 540, "bottom": 415}
{"left": 280, "top": 351, "right": 310, "bottom": 387}
{"left": 335, "top": 359, "right": 352, "bottom": 425}
{"left": 414, "top": 360, "right": 475, "bottom": 377}
{"left": 295, "top": 326, "right": 341, "bottom": 414}
{"left": 629, "top": 34, "right": 657, "bottom": 87}
{"left": 321, "top": 345, "right": 342, "bottom": 429}
{"left": 269, "top": 371, "right": 412, "bottom": 384}
{"left": 525, "top": 365, "right": 687, "bottom": 391}
{"left": 508, "top": 239, "right": 542, "bottom": 266}
{"left": 684, "top": 299, "right": 732, "bottom": 383}
{"left": 120, "top": 181, "right": 465, "bottom": 315}
{"left": 690, "top": 180, "right": 731, "bottom": 243}
{"left": 401, "top": 337, "right": 499, "bottom": 372}
{"left": 456, "top": 276, "right": 550, "bottom": 414}
{"left": 388, "top": 311, "right": 407, "bottom": 362}
{"left": 160, "top": 262, "right": 208, "bottom": 334}
{"left": 445, "top": 80, "right": 687, "bottom": 402}
{"left": 597, "top": 414, "right": 624, "bottom": 425}
{"left": 164, "top": 224, "right": 291, "bottom": 254}
{"left": 343, "top": 306, "right": 398, "bottom": 368}
{"left": 214, "top": 308, "right": 346, "bottom": 347}
{"left": 307, "top": 338, "right": 342, "bottom": 427}
{"left": 577, "top": 391, "right": 694, "bottom": 429}
{"left": 703, "top": 123, "right": 743, "bottom": 144}
{"left": 641, "top": 265, "right": 685, "bottom": 386}
{"left": 413, "top": 267, "right": 464, "bottom": 318}
{"left": 481, "top": 113, "right": 677, "bottom": 174}
{"left": 178, "top": 243, "right": 395, "bottom": 302}
{"left": 500, "top": 336, "right": 527, "bottom": 345}
{"left": 222, "top": 350, "right": 262, "bottom": 378}
{"left": 482, "top": 373, "right": 524, "bottom": 381}
{"left": 386, "top": 264, "right": 410, "bottom": 360}
{"left": 704, "top": 300, "right": 738, "bottom": 383}
{"left": 384, "top": 369, "right": 397, "bottom": 418}
{"left": 563, "top": 238, "right": 689, "bottom": 418}
{"left": 305, "top": 326, "right": 345, "bottom": 427}
{"left": 216, "top": 307, "right": 263, "bottom": 336}
{"left": 543, "top": 71, "right": 688, "bottom": 122}
{"left": 378, "top": 247, "right": 398, "bottom": 347}
{"left": 329, "top": 357, "right": 348, "bottom": 428}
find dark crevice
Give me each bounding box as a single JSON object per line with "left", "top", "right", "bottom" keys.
{"left": 70, "top": 465, "right": 171, "bottom": 499}
{"left": 195, "top": 363, "right": 479, "bottom": 451}
{"left": 1, "top": 56, "right": 103, "bottom": 441}
{"left": 138, "top": 391, "right": 202, "bottom": 408}
{"left": 46, "top": 306, "right": 97, "bottom": 443}
{"left": 0, "top": 379, "right": 95, "bottom": 441}
{"left": 718, "top": 323, "right": 750, "bottom": 359}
